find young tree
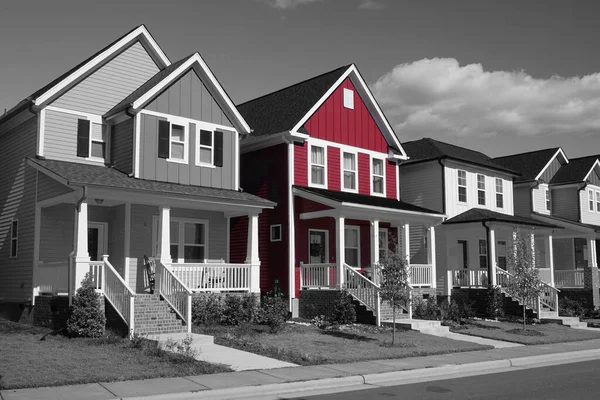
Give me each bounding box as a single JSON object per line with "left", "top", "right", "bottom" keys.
{"left": 66, "top": 273, "right": 106, "bottom": 338}
{"left": 377, "top": 241, "right": 411, "bottom": 345}
{"left": 506, "top": 228, "right": 543, "bottom": 331}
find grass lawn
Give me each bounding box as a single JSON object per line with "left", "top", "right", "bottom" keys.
{"left": 0, "top": 320, "right": 231, "bottom": 390}
{"left": 449, "top": 319, "right": 600, "bottom": 345}
{"left": 583, "top": 318, "right": 600, "bottom": 328}
{"left": 193, "top": 321, "right": 492, "bottom": 366}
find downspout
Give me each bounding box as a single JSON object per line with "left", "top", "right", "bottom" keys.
{"left": 482, "top": 221, "right": 492, "bottom": 287}
{"left": 437, "top": 159, "right": 446, "bottom": 214}
{"left": 125, "top": 107, "right": 136, "bottom": 177}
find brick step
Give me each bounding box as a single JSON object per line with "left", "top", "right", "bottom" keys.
{"left": 132, "top": 294, "right": 186, "bottom": 335}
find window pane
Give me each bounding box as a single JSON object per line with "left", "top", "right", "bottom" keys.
{"left": 170, "top": 244, "right": 178, "bottom": 262}
{"left": 311, "top": 165, "right": 324, "bottom": 184}
{"left": 459, "top": 187, "right": 467, "bottom": 202}
{"left": 345, "top": 249, "right": 359, "bottom": 267}
{"left": 184, "top": 223, "right": 205, "bottom": 245}
{"left": 11, "top": 240, "right": 17, "bottom": 257}
{"left": 496, "top": 178, "right": 503, "bottom": 193}
{"left": 345, "top": 228, "right": 358, "bottom": 247}
{"left": 91, "top": 142, "right": 105, "bottom": 158}
{"left": 373, "top": 159, "right": 383, "bottom": 175}
{"left": 91, "top": 123, "right": 105, "bottom": 141}
{"left": 171, "top": 143, "right": 185, "bottom": 159}
{"left": 373, "top": 176, "right": 383, "bottom": 193}
{"left": 200, "top": 130, "right": 212, "bottom": 146}
{"left": 343, "top": 171, "right": 355, "bottom": 189}
{"left": 496, "top": 193, "right": 504, "bottom": 208}
{"left": 458, "top": 171, "right": 467, "bottom": 186}
{"left": 184, "top": 246, "right": 205, "bottom": 262}
{"left": 479, "top": 255, "right": 487, "bottom": 269}
{"left": 200, "top": 148, "right": 212, "bottom": 163}
{"left": 478, "top": 190, "right": 486, "bottom": 205}
{"left": 171, "top": 124, "right": 185, "bottom": 141}
{"left": 11, "top": 221, "right": 18, "bottom": 238}
{"left": 343, "top": 153, "right": 355, "bottom": 170}
{"left": 311, "top": 146, "right": 324, "bottom": 165}
{"left": 170, "top": 221, "right": 179, "bottom": 243}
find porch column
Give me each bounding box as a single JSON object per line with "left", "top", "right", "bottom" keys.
{"left": 158, "top": 206, "right": 171, "bottom": 264}
{"left": 531, "top": 230, "right": 536, "bottom": 267}
{"left": 546, "top": 233, "right": 555, "bottom": 287}
{"left": 246, "top": 212, "right": 260, "bottom": 293}
{"left": 370, "top": 219, "right": 380, "bottom": 284}
{"left": 588, "top": 237, "right": 598, "bottom": 269}
{"left": 74, "top": 199, "right": 90, "bottom": 291}
{"left": 336, "top": 215, "right": 345, "bottom": 288}
{"left": 402, "top": 224, "right": 410, "bottom": 284}
{"left": 489, "top": 227, "right": 497, "bottom": 286}
{"left": 427, "top": 226, "right": 437, "bottom": 289}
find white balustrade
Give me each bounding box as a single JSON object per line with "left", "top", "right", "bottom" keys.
{"left": 451, "top": 269, "right": 489, "bottom": 287}
{"left": 554, "top": 270, "right": 585, "bottom": 288}
{"left": 171, "top": 263, "right": 251, "bottom": 292}
{"left": 102, "top": 256, "right": 135, "bottom": 334}
{"left": 157, "top": 261, "right": 192, "bottom": 333}
{"left": 299, "top": 262, "right": 337, "bottom": 288}
{"left": 410, "top": 264, "right": 432, "bottom": 286}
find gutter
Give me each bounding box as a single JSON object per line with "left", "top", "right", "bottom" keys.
{"left": 437, "top": 159, "right": 446, "bottom": 215}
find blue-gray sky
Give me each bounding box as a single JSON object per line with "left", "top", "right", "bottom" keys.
{"left": 1, "top": 0, "right": 599, "bottom": 158}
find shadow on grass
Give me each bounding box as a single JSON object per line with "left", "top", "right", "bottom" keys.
{"left": 320, "top": 330, "right": 378, "bottom": 342}
{"left": 505, "top": 328, "right": 545, "bottom": 336}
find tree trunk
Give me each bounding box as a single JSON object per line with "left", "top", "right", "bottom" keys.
{"left": 392, "top": 300, "right": 396, "bottom": 345}
{"left": 522, "top": 301, "right": 526, "bottom": 331}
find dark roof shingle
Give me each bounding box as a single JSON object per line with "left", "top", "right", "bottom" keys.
{"left": 550, "top": 155, "right": 600, "bottom": 185}
{"left": 493, "top": 148, "right": 561, "bottom": 183}
{"left": 443, "top": 208, "right": 557, "bottom": 228}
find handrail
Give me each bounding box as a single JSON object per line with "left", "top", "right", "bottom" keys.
{"left": 496, "top": 267, "right": 559, "bottom": 312}
{"left": 343, "top": 264, "right": 380, "bottom": 322}
{"left": 157, "top": 260, "right": 193, "bottom": 333}
{"left": 102, "top": 256, "right": 135, "bottom": 334}
{"left": 554, "top": 270, "right": 585, "bottom": 288}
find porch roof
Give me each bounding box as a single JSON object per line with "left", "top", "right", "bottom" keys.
{"left": 28, "top": 157, "right": 275, "bottom": 207}
{"left": 443, "top": 208, "right": 558, "bottom": 229}
{"left": 531, "top": 212, "right": 600, "bottom": 234}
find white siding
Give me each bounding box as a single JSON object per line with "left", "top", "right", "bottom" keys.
{"left": 580, "top": 184, "right": 600, "bottom": 225}
{"left": 532, "top": 184, "right": 550, "bottom": 215}
{"left": 51, "top": 41, "right": 160, "bottom": 115}
{"left": 398, "top": 161, "right": 443, "bottom": 213}
{"left": 444, "top": 161, "right": 514, "bottom": 218}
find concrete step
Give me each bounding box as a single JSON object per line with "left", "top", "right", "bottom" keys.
{"left": 382, "top": 318, "right": 450, "bottom": 334}
{"left": 543, "top": 316, "right": 587, "bottom": 328}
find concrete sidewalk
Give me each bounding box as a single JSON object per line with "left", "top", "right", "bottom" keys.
{"left": 3, "top": 338, "right": 600, "bottom": 400}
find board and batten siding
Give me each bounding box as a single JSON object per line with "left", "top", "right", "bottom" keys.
{"left": 358, "top": 153, "right": 370, "bottom": 195}
{"left": 443, "top": 161, "right": 514, "bottom": 219}
{"left": 580, "top": 185, "right": 600, "bottom": 225}
{"left": 386, "top": 161, "right": 396, "bottom": 200}
{"left": 144, "top": 69, "right": 232, "bottom": 127}
{"left": 138, "top": 113, "right": 235, "bottom": 188}
{"left": 51, "top": 41, "right": 160, "bottom": 115}
{"left": 294, "top": 142, "right": 308, "bottom": 186}
{"left": 327, "top": 146, "right": 341, "bottom": 191}
{"left": 398, "top": 161, "right": 444, "bottom": 213}
{"left": 0, "top": 115, "right": 38, "bottom": 302}
{"left": 539, "top": 157, "right": 563, "bottom": 183}
{"left": 44, "top": 108, "right": 105, "bottom": 165}
{"left": 586, "top": 169, "right": 600, "bottom": 186}
{"left": 532, "top": 184, "right": 550, "bottom": 215}
{"left": 111, "top": 118, "right": 134, "bottom": 174}
{"left": 551, "top": 186, "right": 579, "bottom": 221}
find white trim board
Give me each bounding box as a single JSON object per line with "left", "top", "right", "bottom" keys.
{"left": 534, "top": 148, "right": 569, "bottom": 181}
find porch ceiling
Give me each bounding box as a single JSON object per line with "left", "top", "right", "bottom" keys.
{"left": 443, "top": 208, "right": 559, "bottom": 231}
{"left": 531, "top": 212, "right": 600, "bottom": 238}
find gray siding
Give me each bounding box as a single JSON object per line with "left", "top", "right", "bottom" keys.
{"left": 532, "top": 184, "right": 550, "bottom": 214}
{"left": 513, "top": 184, "right": 531, "bottom": 217}
{"left": 145, "top": 69, "right": 233, "bottom": 127}
{"left": 0, "top": 115, "right": 38, "bottom": 302}
{"left": 139, "top": 114, "right": 235, "bottom": 188}
{"left": 36, "top": 172, "right": 73, "bottom": 202}
{"left": 552, "top": 186, "right": 579, "bottom": 221}
{"left": 398, "top": 161, "right": 444, "bottom": 213}
{"left": 39, "top": 204, "right": 73, "bottom": 264}
{"left": 539, "top": 157, "right": 563, "bottom": 183}
{"left": 51, "top": 41, "right": 160, "bottom": 115}
{"left": 586, "top": 169, "right": 600, "bottom": 186}
{"left": 112, "top": 118, "right": 134, "bottom": 174}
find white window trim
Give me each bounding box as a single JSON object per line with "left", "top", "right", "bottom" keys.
{"left": 345, "top": 225, "right": 361, "bottom": 269}
{"left": 195, "top": 122, "right": 217, "bottom": 168}
{"left": 596, "top": 190, "right": 600, "bottom": 213}
{"left": 270, "top": 224, "right": 282, "bottom": 242}
{"left": 370, "top": 156, "right": 386, "bottom": 197}
{"left": 309, "top": 143, "right": 327, "bottom": 189}
{"left": 458, "top": 170, "right": 467, "bottom": 203}
{"left": 306, "top": 137, "right": 389, "bottom": 159}
{"left": 164, "top": 115, "right": 189, "bottom": 165}
{"left": 308, "top": 229, "right": 329, "bottom": 263}
{"left": 152, "top": 216, "right": 209, "bottom": 262}
{"left": 589, "top": 189, "right": 595, "bottom": 212}
{"left": 343, "top": 88, "right": 354, "bottom": 109}
{"left": 10, "top": 219, "right": 18, "bottom": 258}
{"left": 477, "top": 174, "right": 486, "bottom": 206}
{"left": 545, "top": 188, "right": 551, "bottom": 212}
{"left": 88, "top": 122, "right": 109, "bottom": 163}
{"left": 478, "top": 238, "right": 487, "bottom": 269}
{"left": 341, "top": 150, "right": 358, "bottom": 193}
{"left": 495, "top": 178, "right": 504, "bottom": 209}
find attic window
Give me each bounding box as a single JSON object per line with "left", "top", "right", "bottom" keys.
{"left": 343, "top": 88, "right": 354, "bottom": 109}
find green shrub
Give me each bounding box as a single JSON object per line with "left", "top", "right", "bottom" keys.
{"left": 413, "top": 297, "right": 440, "bottom": 320}
{"left": 311, "top": 315, "right": 329, "bottom": 329}
{"left": 485, "top": 287, "right": 505, "bottom": 319}
{"left": 221, "top": 294, "right": 259, "bottom": 326}
{"left": 65, "top": 273, "right": 106, "bottom": 338}
{"left": 257, "top": 295, "right": 289, "bottom": 333}
{"left": 559, "top": 297, "right": 585, "bottom": 317}
{"left": 441, "top": 293, "right": 474, "bottom": 324}
{"left": 330, "top": 291, "right": 356, "bottom": 325}
{"left": 192, "top": 295, "right": 224, "bottom": 326}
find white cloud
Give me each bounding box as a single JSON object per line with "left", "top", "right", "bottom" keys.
{"left": 262, "top": 0, "right": 321, "bottom": 9}
{"left": 372, "top": 58, "right": 600, "bottom": 140}
{"left": 358, "top": 0, "right": 385, "bottom": 10}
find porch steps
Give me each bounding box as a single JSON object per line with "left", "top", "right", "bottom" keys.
{"left": 541, "top": 316, "right": 588, "bottom": 329}
{"left": 348, "top": 296, "right": 409, "bottom": 325}
{"left": 133, "top": 294, "right": 187, "bottom": 336}
{"left": 382, "top": 319, "right": 450, "bottom": 335}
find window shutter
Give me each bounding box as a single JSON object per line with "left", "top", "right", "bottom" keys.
{"left": 214, "top": 131, "right": 224, "bottom": 167}
{"left": 158, "top": 119, "right": 170, "bottom": 159}
{"left": 76, "top": 119, "right": 90, "bottom": 158}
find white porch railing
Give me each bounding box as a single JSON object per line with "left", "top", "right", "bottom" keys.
{"left": 171, "top": 263, "right": 251, "bottom": 292}
{"left": 101, "top": 256, "right": 135, "bottom": 334}
{"left": 410, "top": 264, "right": 432, "bottom": 287}
{"left": 299, "top": 262, "right": 337, "bottom": 289}
{"left": 554, "top": 270, "right": 585, "bottom": 288}
{"left": 343, "top": 264, "right": 382, "bottom": 325}
{"left": 495, "top": 267, "right": 559, "bottom": 314}
{"left": 156, "top": 261, "right": 192, "bottom": 333}
{"left": 88, "top": 261, "right": 105, "bottom": 290}
{"left": 449, "top": 269, "right": 489, "bottom": 287}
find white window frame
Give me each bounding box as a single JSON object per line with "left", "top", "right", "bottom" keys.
{"left": 378, "top": 227, "right": 389, "bottom": 260}
{"left": 270, "top": 224, "right": 282, "bottom": 242}
{"left": 308, "top": 229, "right": 329, "bottom": 263}
{"left": 589, "top": 189, "right": 595, "bottom": 212}
{"left": 458, "top": 170, "right": 467, "bottom": 203}
{"left": 495, "top": 178, "right": 504, "bottom": 208}
{"left": 195, "top": 122, "right": 218, "bottom": 168}
{"left": 371, "top": 156, "right": 386, "bottom": 197}
{"left": 343, "top": 88, "right": 354, "bottom": 109}
{"left": 341, "top": 150, "right": 358, "bottom": 193}
{"left": 596, "top": 190, "right": 600, "bottom": 213}
{"left": 344, "top": 225, "right": 361, "bottom": 269}
{"left": 88, "top": 122, "right": 109, "bottom": 162}
{"left": 477, "top": 174, "right": 486, "bottom": 206}
{"left": 309, "top": 143, "right": 327, "bottom": 188}
{"left": 545, "top": 188, "right": 551, "bottom": 212}
{"left": 478, "top": 239, "right": 487, "bottom": 269}
{"left": 10, "top": 219, "right": 18, "bottom": 258}
{"left": 165, "top": 116, "right": 188, "bottom": 164}
{"left": 152, "top": 216, "right": 209, "bottom": 262}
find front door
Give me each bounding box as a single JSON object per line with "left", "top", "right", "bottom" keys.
{"left": 309, "top": 229, "right": 328, "bottom": 264}
{"left": 88, "top": 222, "right": 108, "bottom": 261}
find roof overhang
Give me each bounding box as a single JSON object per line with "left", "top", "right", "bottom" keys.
{"left": 583, "top": 159, "right": 600, "bottom": 183}
{"left": 531, "top": 213, "right": 600, "bottom": 237}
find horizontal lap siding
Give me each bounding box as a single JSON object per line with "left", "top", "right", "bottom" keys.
{"left": 513, "top": 185, "right": 532, "bottom": 217}
{"left": 51, "top": 41, "right": 160, "bottom": 115}
{"left": 0, "top": 115, "right": 37, "bottom": 302}
{"left": 399, "top": 162, "right": 443, "bottom": 212}
{"left": 580, "top": 188, "right": 600, "bottom": 225}
{"left": 36, "top": 172, "right": 73, "bottom": 202}
{"left": 551, "top": 187, "right": 578, "bottom": 221}
{"left": 532, "top": 185, "right": 550, "bottom": 215}
{"left": 112, "top": 118, "right": 134, "bottom": 174}
{"left": 39, "top": 204, "right": 73, "bottom": 264}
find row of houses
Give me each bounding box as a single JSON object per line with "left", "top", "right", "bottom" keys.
{"left": 0, "top": 26, "right": 598, "bottom": 334}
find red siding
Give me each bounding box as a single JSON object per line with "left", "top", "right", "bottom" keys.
{"left": 358, "top": 153, "right": 370, "bottom": 195}
{"left": 327, "top": 146, "right": 340, "bottom": 191}
{"left": 229, "top": 216, "right": 248, "bottom": 264}
{"left": 296, "top": 197, "right": 333, "bottom": 213}
{"left": 294, "top": 142, "right": 308, "bottom": 186}
{"left": 303, "top": 78, "right": 388, "bottom": 153}
{"left": 386, "top": 161, "right": 397, "bottom": 199}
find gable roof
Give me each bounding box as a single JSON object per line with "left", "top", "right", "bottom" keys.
{"left": 104, "top": 52, "right": 250, "bottom": 133}
{"left": 1, "top": 25, "right": 170, "bottom": 124}
{"left": 493, "top": 148, "right": 567, "bottom": 183}
{"left": 443, "top": 208, "right": 557, "bottom": 228}
{"left": 237, "top": 64, "right": 406, "bottom": 157}
{"left": 401, "top": 138, "right": 519, "bottom": 176}
{"left": 550, "top": 155, "right": 600, "bottom": 185}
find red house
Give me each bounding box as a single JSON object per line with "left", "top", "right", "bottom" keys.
{"left": 237, "top": 65, "right": 445, "bottom": 323}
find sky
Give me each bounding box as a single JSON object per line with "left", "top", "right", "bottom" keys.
{"left": 1, "top": 0, "right": 599, "bottom": 159}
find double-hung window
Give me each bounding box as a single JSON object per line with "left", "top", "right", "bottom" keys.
{"left": 344, "top": 226, "right": 360, "bottom": 268}
{"left": 458, "top": 170, "right": 467, "bottom": 202}
{"left": 479, "top": 239, "right": 487, "bottom": 269}
{"left": 10, "top": 219, "right": 18, "bottom": 258}
{"left": 168, "top": 219, "right": 208, "bottom": 263}
{"left": 77, "top": 118, "right": 108, "bottom": 160}
{"left": 310, "top": 145, "right": 326, "bottom": 187}
{"left": 158, "top": 118, "right": 188, "bottom": 163}
{"left": 477, "top": 174, "right": 486, "bottom": 205}
{"left": 545, "top": 189, "right": 551, "bottom": 211}
{"left": 596, "top": 191, "right": 600, "bottom": 212}
{"left": 496, "top": 178, "right": 504, "bottom": 208}
{"left": 196, "top": 126, "right": 224, "bottom": 167}
{"left": 372, "top": 157, "right": 385, "bottom": 195}
{"left": 342, "top": 152, "right": 357, "bottom": 191}
{"left": 589, "top": 190, "right": 594, "bottom": 211}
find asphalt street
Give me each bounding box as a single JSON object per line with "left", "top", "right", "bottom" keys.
{"left": 290, "top": 359, "right": 600, "bottom": 400}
